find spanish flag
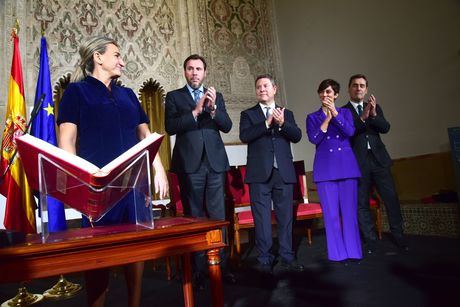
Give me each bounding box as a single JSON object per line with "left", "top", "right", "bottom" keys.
{"left": 0, "top": 31, "right": 37, "bottom": 233}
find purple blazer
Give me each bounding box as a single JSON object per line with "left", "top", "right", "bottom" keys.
{"left": 306, "top": 107, "right": 361, "bottom": 183}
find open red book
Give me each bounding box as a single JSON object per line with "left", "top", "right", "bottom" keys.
{"left": 15, "top": 133, "right": 164, "bottom": 221}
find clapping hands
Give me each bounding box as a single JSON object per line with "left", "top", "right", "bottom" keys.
{"left": 266, "top": 107, "right": 285, "bottom": 127}
{"left": 272, "top": 107, "right": 285, "bottom": 127}
{"left": 368, "top": 94, "right": 377, "bottom": 117}
{"left": 361, "top": 94, "right": 377, "bottom": 120}
{"left": 205, "top": 86, "right": 217, "bottom": 111}
{"left": 322, "top": 97, "right": 338, "bottom": 118}
{"left": 192, "top": 86, "right": 218, "bottom": 117}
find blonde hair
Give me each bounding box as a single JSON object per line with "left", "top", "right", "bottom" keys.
{"left": 71, "top": 36, "right": 119, "bottom": 82}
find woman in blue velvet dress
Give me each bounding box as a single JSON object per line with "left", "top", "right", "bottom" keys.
{"left": 57, "top": 36, "right": 168, "bottom": 307}
{"left": 306, "top": 79, "right": 362, "bottom": 262}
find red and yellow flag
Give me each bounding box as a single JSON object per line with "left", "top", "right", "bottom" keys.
{"left": 0, "top": 31, "right": 37, "bottom": 233}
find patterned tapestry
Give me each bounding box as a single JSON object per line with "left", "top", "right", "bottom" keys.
{"left": 0, "top": 0, "right": 283, "bottom": 144}
{"left": 199, "top": 0, "right": 283, "bottom": 143}
{"left": 25, "top": 0, "right": 183, "bottom": 91}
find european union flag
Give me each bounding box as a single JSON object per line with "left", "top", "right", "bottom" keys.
{"left": 31, "top": 36, "right": 67, "bottom": 232}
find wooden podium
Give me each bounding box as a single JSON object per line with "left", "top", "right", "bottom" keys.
{"left": 0, "top": 217, "right": 228, "bottom": 307}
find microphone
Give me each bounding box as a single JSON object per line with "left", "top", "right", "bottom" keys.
{"left": 25, "top": 93, "right": 46, "bottom": 134}
{"left": 0, "top": 93, "right": 46, "bottom": 184}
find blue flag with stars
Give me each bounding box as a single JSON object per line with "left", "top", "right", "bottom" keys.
{"left": 31, "top": 36, "right": 67, "bottom": 232}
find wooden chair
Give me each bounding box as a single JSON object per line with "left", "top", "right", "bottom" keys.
{"left": 292, "top": 161, "right": 323, "bottom": 245}
{"left": 370, "top": 187, "right": 383, "bottom": 240}
{"left": 150, "top": 172, "right": 184, "bottom": 280}
{"left": 301, "top": 167, "right": 382, "bottom": 240}
{"left": 167, "top": 172, "right": 184, "bottom": 217}
{"left": 226, "top": 162, "right": 323, "bottom": 261}
{"left": 225, "top": 165, "right": 254, "bottom": 259}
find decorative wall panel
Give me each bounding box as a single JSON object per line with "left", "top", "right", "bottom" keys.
{"left": 198, "top": 0, "right": 284, "bottom": 143}
{"left": 25, "top": 0, "right": 186, "bottom": 91}
{"left": 0, "top": 0, "right": 283, "bottom": 144}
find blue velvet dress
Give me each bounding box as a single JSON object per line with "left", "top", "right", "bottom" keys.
{"left": 57, "top": 76, "right": 149, "bottom": 226}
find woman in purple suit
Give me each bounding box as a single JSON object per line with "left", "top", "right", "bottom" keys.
{"left": 306, "top": 79, "right": 362, "bottom": 261}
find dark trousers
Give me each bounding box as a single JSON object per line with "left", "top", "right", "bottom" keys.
{"left": 178, "top": 154, "right": 228, "bottom": 273}
{"left": 249, "top": 168, "right": 294, "bottom": 265}
{"left": 358, "top": 151, "right": 404, "bottom": 242}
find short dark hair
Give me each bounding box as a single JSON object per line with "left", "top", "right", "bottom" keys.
{"left": 317, "top": 79, "right": 340, "bottom": 94}
{"left": 255, "top": 74, "right": 276, "bottom": 87}
{"left": 183, "top": 54, "right": 207, "bottom": 70}
{"left": 348, "top": 74, "right": 368, "bottom": 87}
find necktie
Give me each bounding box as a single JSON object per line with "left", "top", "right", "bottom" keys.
{"left": 357, "top": 104, "right": 363, "bottom": 116}
{"left": 264, "top": 106, "right": 271, "bottom": 119}
{"left": 264, "top": 106, "right": 278, "bottom": 168}
{"left": 193, "top": 89, "right": 200, "bottom": 103}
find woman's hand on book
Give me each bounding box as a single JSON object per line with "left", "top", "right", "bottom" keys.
{"left": 154, "top": 170, "right": 169, "bottom": 199}
{"left": 153, "top": 153, "right": 169, "bottom": 199}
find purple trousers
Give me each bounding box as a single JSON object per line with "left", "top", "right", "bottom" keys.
{"left": 317, "top": 178, "right": 362, "bottom": 261}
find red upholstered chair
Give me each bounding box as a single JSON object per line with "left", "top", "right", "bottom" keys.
{"left": 152, "top": 172, "right": 183, "bottom": 280}
{"left": 168, "top": 172, "right": 183, "bottom": 217}
{"left": 225, "top": 165, "right": 255, "bottom": 258}
{"left": 370, "top": 187, "right": 383, "bottom": 240}
{"left": 226, "top": 162, "right": 323, "bottom": 260}
{"left": 292, "top": 161, "right": 323, "bottom": 245}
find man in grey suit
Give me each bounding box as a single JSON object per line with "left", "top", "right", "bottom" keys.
{"left": 165, "top": 54, "right": 234, "bottom": 286}
{"left": 342, "top": 74, "right": 407, "bottom": 254}
{"left": 240, "top": 74, "right": 304, "bottom": 273}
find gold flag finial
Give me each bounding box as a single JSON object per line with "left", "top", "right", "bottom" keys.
{"left": 11, "top": 19, "right": 19, "bottom": 38}
{"left": 41, "top": 21, "right": 45, "bottom": 36}
{"left": 15, "top": 18, "right": 19, "bottom": 34}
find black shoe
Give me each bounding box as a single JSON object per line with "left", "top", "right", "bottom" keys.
{"left": 365, "top": 240, "right": 377, "bottom": 255}
{"left": 279, "top": 260, "right": 305, "bottom": 272}
{"left": 347, "top": 258, "right": 362, "bottom": 266}
{"left": 256, "top": 262, "right": 273, "bottom": 275}
{"left": 393, "top": 236, "right": 410, "bottom": 252}
{"left": 223, "top": 271, "right": 237, "bottom": 284}
{"left": 327, "top": 260, "right": 348, "bottom": 268}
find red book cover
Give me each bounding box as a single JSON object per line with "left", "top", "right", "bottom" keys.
{"left": 15, "top": 133, "right": 163, "bottom": 221}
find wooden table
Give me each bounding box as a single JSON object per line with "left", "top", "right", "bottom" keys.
{"left": 0, "top": 217, "right": 228, "bottom": 307}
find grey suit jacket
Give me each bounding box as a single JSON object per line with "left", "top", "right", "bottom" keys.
{"left": 165, "top": 86, "right": 232, "bottom": 173}
{"left": 239, "top": 104, "right": 301, "bottom": 184}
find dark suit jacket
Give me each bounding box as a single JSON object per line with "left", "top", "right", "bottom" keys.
{"left": 342, "top": 102, "right": 392, "bottom": 169}
{"left": 165, "top": 86, "right": 232, "bottom": 174}
{"left": 239, "top": 104, "right": 301, "bottom": 184}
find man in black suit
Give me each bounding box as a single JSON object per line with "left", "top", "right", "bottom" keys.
{"left": 165, "top": 54, "right": 233, "bottom": 285}
{"left": 343, "top": 74, "right": 407, "bottom": 253}
{"left": 239, "top": 74, "right": 303, "bottom": 273}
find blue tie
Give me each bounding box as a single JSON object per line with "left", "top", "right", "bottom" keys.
{"left": 193, "top": 89, "right": 200, "bottom": 103}
{"left": 357, "top": 104, "right": 363, "bottom": 116}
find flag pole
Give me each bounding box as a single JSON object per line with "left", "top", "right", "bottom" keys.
{"left": 34, "top": 25, "right": 83, "bottom": 301}
{"left": 0, "top": 20, "right": 44, "bottom": 307}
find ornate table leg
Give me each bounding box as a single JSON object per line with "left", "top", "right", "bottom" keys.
{"left": 181, "top": 252, "right": 194, "bottom": 307}
{"left": 207, "top": 248, "right": 223, "bottom": 307}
